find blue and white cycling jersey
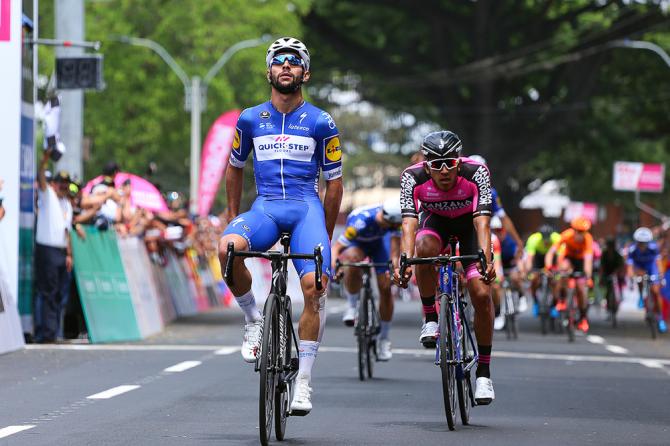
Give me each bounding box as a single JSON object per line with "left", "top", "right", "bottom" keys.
{"left": 224, "top": 100, "right": 342, "bottom": 278}
{"left": 627, "top": 242, "right": 661, "bottom": 276}
{"left": 338, "top": 205, "right": 400, "bottom": 247}
{"left": 229, "top": 101, "right": 342, "bottom": 199}
{"left": 337, "top": 205, "right": 400, "bottom": 273}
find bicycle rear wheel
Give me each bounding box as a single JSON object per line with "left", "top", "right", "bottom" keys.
{"left": 438, "top": 294, "right": 456, "bottom": 430}
{"left": 645, "top": 299, "right": 657, "bottom": 340}
{"left": 366, "top": 294, "right": 376, "bottom": 379}
{"left": 275, "top": 299, "right": 294, "bottom": 441}
{"left": 456, "top": 305, "right": 471, "bottom": 425}
{"left": 259, "top": 295, "right": 278, "bottom": 446}
{"left": 605, "top": 282, "right": 618, "bottom": 329}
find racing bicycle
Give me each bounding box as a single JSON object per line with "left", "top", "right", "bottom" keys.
{"left": 399, "top": 245, "right": 487, "bottom": 430}
{"left": 335, "top": 260, "right": 389, "bottom": 381}
{"left": 632, "top": 274, "right": 660, "bottom": 339}
{"left": 224, "top": 233, "right": 323, "bottom": 446}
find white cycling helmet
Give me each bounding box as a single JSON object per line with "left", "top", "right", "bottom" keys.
{"left": 490, "top": 215, "right": 503, "bottom": 230}
{"left": 468, "top": 154, "right": 487, "bottom": 165}
{"left": 382, "top": 198, "right": 402, "bottom": 225}
{"left": 633, "top": 227, "right": 653, "bottom": 243}
{"left": 266, "top": 37, "right": 311, "bottom": 71}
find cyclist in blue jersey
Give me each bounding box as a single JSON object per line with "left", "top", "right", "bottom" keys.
{"left": 331, "top": 199, "right": 402, "bottom": 360}
{"left": 626, "top": 227, "right": 667, "bottom": 333}
{"left": 219, "top": 37, "right": 343, "bottom": 414}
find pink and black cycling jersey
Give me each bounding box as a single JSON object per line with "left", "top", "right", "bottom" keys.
{"left": 399, "top": 157, "right": 493, "bottom": 219}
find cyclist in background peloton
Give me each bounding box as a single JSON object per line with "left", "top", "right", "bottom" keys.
{"left": 525, "top": 225, "right": 560, "bottom": 316}
{"left": 545, "top": 216, "right": 594, "bottom": 333}
{"left": 331, "top": 199, "right": 402, "bottom": 360}
{"left": 626, "top": 227, "right": 667, "bottom": 333}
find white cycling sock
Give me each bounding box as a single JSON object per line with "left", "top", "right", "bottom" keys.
{"left": 379, "top": 320, "right": 391, "bottom": 340}
{"left": 235, "top": 290, "right": 261, "bottom": 322}
{"left": 298, "top": 340, "right": 320, "bottom": 380}
{"left": 342, "top": 287, "right": 359, "bottom": 309}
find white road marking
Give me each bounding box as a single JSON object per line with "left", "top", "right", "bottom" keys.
{"left": 639, "top": 359, "right": 664, "bottom": 369}
{"left": 0, "top": 425, "right": 36, "bottom": 439}
{"left": 87, "top": 385, "right": 140, "bottom": 400}
{"left": 163, "top": 361, "right": 202, "bottom": 373}
{"left": 318, "top": 346, "right": 670, "bottom": 366}
{"left": 25, "top": 343, "right": 670, "bottom": 367}
{"left": 586, "top": 335, "right": 606, "bottom": 344}
{"left": 605, "top": 345, "right": 629, "bottom": 355}
{"left": 215, "top": 347, "right": 240, "bottom": 355}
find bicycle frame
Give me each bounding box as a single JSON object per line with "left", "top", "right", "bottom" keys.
{"left": 434, "top": 261, "right": 479, "bottom": 378}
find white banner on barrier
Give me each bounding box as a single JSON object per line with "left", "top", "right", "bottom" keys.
{"left": 118, "top": 237, "right": 164, "bottom": 338}
{"left": 0, "top": 0, "right": 25, "bottom": 354}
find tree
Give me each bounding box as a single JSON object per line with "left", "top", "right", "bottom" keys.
{"left": 304, "top": 0, "right": 670, "bottom": 212}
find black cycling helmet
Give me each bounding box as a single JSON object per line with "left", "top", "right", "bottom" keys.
{"left": 539, "top": 224, "right": 554, "bottom": 238}
{"left": 420, "top": 130, "right": 462, "bottom": 158}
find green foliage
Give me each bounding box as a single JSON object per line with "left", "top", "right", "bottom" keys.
{"left": 304, "top": 0, "right": 670, "bottom": 212}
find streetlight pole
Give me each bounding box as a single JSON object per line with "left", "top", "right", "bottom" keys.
{"left": 111, "top": 34, "right": 272, "bottom": 214}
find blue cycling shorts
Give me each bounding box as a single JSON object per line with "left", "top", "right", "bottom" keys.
{"left": 223, "top": 197, "right": 331, "bottom": 278}
{"left": 633, "top": 263, "right": 661, "bottom": 284}
{"left": 343, "top": 235, "right": 391, "bottom": 274}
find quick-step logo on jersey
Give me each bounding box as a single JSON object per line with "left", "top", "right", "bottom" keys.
{"left": 253, "top": 134, "right": 316, "bottom": 162}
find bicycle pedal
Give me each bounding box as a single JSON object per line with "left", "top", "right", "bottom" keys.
{"left": 289, "top": 409, "right": 310, "bottom": 417}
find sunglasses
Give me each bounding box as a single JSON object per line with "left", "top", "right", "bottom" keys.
{"left": 425, "top": 157, "right": 459, "bottom": 171}
{"left": 271, "top": 54, "right": 304, "bottom": 67}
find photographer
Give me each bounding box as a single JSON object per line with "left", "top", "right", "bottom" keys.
{"left": 34, "top": 148, "right": 73, "bottom": 343}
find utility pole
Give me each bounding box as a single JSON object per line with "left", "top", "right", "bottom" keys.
{"left": 55, "top": 0, "right": 84, "bottom": 180}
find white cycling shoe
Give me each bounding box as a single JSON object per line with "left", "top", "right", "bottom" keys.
{"left": 420, "top": 321, "right": 439, "bottom": 347}
{"left": 494, "top": 315, "right": 505, "bottom": 331}
{"left": 342, "top": 307, "right": 356, "bottom": 327}
{"left": 241, "top": 320, "right": 263, "bottom": 363}
{"left": 518, "top": 296, "right": 529, "bottom": 313}
{"left": 474, "top": 377, "right": 495, "bottom": 405}
{"left": 290, "top": 374, "right": 312, "bottom": 415}
{"left": 378, "top": 339, "right": 392, "bottom": 361}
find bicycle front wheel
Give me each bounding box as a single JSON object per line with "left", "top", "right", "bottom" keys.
{"left": 259, "top": 294, "right": 278, "bottom": 446}
{"left": 356, "top": 291, "right": 370, "bottom": 381}
{"left": 456, "top": 305, "right": 471, "bottom": 425}
{"left": 275, "top": 299, "right": 294, "bottom": 441}
{"left": 438, "top": 294, "right": 456, "bottom": 430}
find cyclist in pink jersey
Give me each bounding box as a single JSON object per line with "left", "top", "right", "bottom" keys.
{"left": 393, "top": 130, "right": 497, "bottom": 405}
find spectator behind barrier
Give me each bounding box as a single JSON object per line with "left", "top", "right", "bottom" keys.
{"left": 34, "top": 149, "right": 73, "bottom": 343}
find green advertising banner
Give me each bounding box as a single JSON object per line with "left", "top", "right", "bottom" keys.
{"left": 71, "top": 227, "right": 141, "bottom": 343}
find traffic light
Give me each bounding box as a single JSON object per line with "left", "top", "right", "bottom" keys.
{"left": 55, "top": 55, "right": 104, "bottom": 90}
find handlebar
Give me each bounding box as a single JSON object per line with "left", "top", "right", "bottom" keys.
{"left": 398, "top": 249, "right": 488, "bottom": 282}
{"left": 223, "top": 242, "right": 324, "bottom": 291}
